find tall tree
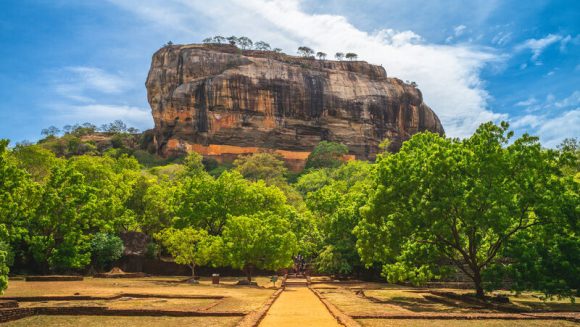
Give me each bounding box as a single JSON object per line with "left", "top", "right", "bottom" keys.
{"left": 335, "top": 52, "right": 345, "bottom": 61}
{"left": 12, "top": 144, "right": 61, "bottom": 183}
{"left": 301, "top": 161, "right": 374, "bottom": 276}
{"left": 227, "top": 36, "right": 238, "bottom": 45}
{"left": 222, "top": 212, "right": 297, "bottom": 281}
{"left": 90, "top": 233, "right": 124, "bottom": 271}
{"left": 297, "top": 46, "right": 314, "bottom": 58}
{"left": 345, "top": 52, "right": 358, "bottom": 61}
{"left": 356, "top": 122, "right": 567, "bottom": 298}
{"left": 233, "top": 152, "right": 287, "bottom": 185}
{"left": 156, "top": 227, "right": 220, "bottom": 277}
{"left": 0, "top": 140, "right": 36, "bottom": 290}
{"left": 237, "top": 37, "right": 253, "bottom": 50}
{"left": 213, "top": 36, "right": 226, "bottom": 44}
{"left": 305, "top": 141, "right": 349, "bottom": 170}
{"left": 254, "top": 41, "right": 271, "bottom": 51}
{"left": 174, "top": 171, "right": 287, "bottom": 235}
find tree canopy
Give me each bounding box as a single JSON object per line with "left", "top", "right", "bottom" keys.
{"left": 222, "top": 212, "right": 297, "bottom": 281}
{"left": 355, "top": 122, "right": 572, "bottom": 298}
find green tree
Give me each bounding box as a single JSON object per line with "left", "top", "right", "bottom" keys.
{"left": 335, "top": 52, "right": 344, "bottom": 61}
{"left": 297, "top": 46, "right": 314, "bottom": 58}
{"left": 12, "top": 144, "right": 62, "bottom": 183}
{"left": 254, "top": 41, "right": 271, "bottom": 51}
{"left": 41, "top": 126, "right": 60, "bottom": 137}
{"left": 127, "top": 175, "right": 176, "bottom": 235}
{"left": 305, "top": 141, "right": 349, "bottom": 170}
{"left": 174, "top": 171, "right": 287, "bottom": 235}
{"left": 302, "top": 161, "right": 374, "bottom": 276}
{"left": 237, "top": 36, "right": 253, "bottom": 50}
{"left": 233, "top": 152, "right": 287, "bottom": 184}
{"left": 0, "top": 227, "right": 10, "bottom": 294}
{"left": 222, "top": 213, "right": 297, "bottom": 281}
{"left": 484, "top": 172, "right": 579, "bottom": 300}
{"left": 0, "top": 140, "right": 37, "bottom": 288}
{"left": 227, "top": 36, "right": 238, "bottom": 45}
{"left": 213, "top": 36, "right": 226, "bottom": 44}
{"left": 182, "top": 152, "right": 206, "bottom": 177}
{"left": 316, "top": 52, "right": 327, "bottom": 60}
{"left": 156, "top": 227, "right": 220, "bottom": 277}
{"left": 29, "top": 164, "right": 98, "bottom": 272}
{"left": 91, "top": 233, "right": 124, "bottom": 271}
{"left": 345, "top": 52, "right": 358, "bottom": 61}
{"left": 356, "top": 122, "right": 566, "bottom": 298}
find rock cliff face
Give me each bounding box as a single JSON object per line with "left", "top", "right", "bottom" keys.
{"left": 146, "top": 44, "right": 444, "bottom": 168}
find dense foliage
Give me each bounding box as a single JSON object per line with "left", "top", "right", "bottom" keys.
{"left": 0, "top": 121, "right": 577, "bottom": 300}
{"left": 355, "top": 122, "right": 577, "bottom": 298}
{"left": 90, "top": 233, "right": 125, "bottom": 272}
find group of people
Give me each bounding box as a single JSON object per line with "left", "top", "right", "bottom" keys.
{"left": 293, "top": 254, "right": 307, "bottom": 275}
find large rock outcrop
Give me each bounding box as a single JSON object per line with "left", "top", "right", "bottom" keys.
{"left": 146, "top": 44, "right": 444, "bottom": 168}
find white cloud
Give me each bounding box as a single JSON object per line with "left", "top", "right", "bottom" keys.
{"left": 51, "top": 104, "right": 152, "bottom": 128}
{"left": 511, "top": 91, "right": 580, "bottom": 147}
{"left": 107, "top": 0, "right": 506, "bottom": 138}
{"left": 511, "top": 114, "right": 542, "bottom": 129}
{"left": 511, "top": 110, "right": 580, "bottom": 147}
{"left": 53, "top": 66, "right": 130, "bottom": 102}
{"left": 515, "top": 97, "right": 538, "bottom": 107}
{"left": 516, "top": 34, "right": 563, "bottom": 61}
{"left": 454, "top": 25, "right": 467, "bottom": 37}
{"left": 491, "top": 31, "right": 512, "bottom": 46}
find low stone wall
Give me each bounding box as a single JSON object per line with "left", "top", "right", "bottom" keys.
{"left": 0, "top": 306, "right": 245, "bottom": 323}
{"left": 2, "top": 293, "right": 224, "bottom": 302}
{"left": 25, "top": 276, "right": 84, "bottom": 282}
{"left": 0, "top": 300, "right": 18, "bottom": 309}
{"left": 93, "top": 272, "right": 149, "bottom": 278}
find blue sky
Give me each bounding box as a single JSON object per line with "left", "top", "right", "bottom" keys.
{"left": 0, "top": 0, "right": 578, "bottom": 147}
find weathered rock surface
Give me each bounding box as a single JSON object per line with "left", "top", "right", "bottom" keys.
{"left": 146, "top": 44, "right": 444, "bottom": 166}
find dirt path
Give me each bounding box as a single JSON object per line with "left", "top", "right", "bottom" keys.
{"left": 259, "top": 284, "right": 341, "bottom": 327}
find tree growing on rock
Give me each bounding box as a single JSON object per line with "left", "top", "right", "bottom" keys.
{"left": 237, "top": 37, "right": 253, "bottom": 50}
{"left": 41, "top": 126, "right": 60, "bottom": 137}
{"left": 212, "top": 36, "right": 226, "bottom": 44}
{"left": 345, "top": 52, "right": 358, "bottom": 61}
{"left": 335, "top": 52, "right": 345, "bottom": 61}
{"left": 254, "top": 41, "right": 271, "bottom": 51}
{"left": 316, "top": 52, "right": 327, "bottom": 60}
{"left": 227, "top": 36, "right": 238, "bottom": 45}
{"left": 298, "top": 46, "right": 314, "bottom": 58}
{"left": 356, "top": 122, "right": 568, "bottom": 298}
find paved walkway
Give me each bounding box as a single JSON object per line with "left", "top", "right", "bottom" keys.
{"left": 259, "top": 280, "right": 340, "bottom": 327}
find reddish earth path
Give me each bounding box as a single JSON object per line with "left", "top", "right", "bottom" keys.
{"left": 259, "top": 279, "right": 340, "bottom": 327}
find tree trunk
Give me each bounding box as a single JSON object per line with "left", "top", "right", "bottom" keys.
{"left": 245, "top": 264, "right": 254, "bottom": 282}
{"left": 472, "top": 268, "right": 485, "bottom": 299}
{"left": 190, "top": 264, "right": 196, "bottom": 278}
